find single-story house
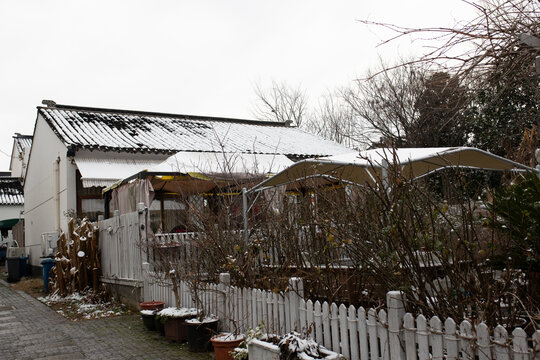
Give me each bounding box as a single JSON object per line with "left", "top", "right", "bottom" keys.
{"left": 10, "top": 133, "right": 33, "bottom": 181}
{"left": 0, "top": 177, "right": 24, "bottom": 246}
{"left": 24, "top": 100, "right": 351, "bottom": 273}
{"left": 0, "top": 134, "right": 32, "bottom": 247}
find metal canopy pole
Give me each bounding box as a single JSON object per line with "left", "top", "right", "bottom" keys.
{"left": 242, "top": 187, "right": 249, "bottom": 244}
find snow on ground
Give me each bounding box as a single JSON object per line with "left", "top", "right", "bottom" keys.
{"left": 38, "top": 290, "right": 128, "bottom": 321}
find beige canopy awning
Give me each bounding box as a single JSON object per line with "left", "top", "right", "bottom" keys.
{"left": 250, "top": 147, "right": 537, "bottom": 192}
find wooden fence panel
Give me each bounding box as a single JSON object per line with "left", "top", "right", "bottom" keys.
{"left": 430, "top": 316, "right": 443, "bottom": 360}
{"left": 322, "top": 302, "right": 331, "bottom": 349}
{"left": 512, "top": 328, "right": 529, "bottom": 360}
{"left": 339, "top": 304, "right": 350, "bottom": 358}
{"left": 358, "top": 307, "right": 369, "bottom": 360}
{"left": 403, "top": 313, "right": 416, "bottom": 360}
{"left": 367, "top": 308, "right": 378, "bottom": 360}
{"left": 493, "top": 325, "right": 510, "bottom": 360}
{"left": 476, "top": 322, "right": 492, "bottom": 360}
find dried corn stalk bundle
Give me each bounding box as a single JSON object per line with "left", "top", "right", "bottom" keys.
{"left": 49, "top": 218, "right": 101, "bottom": 296}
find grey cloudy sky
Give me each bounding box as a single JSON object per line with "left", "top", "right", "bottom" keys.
{"left": 0, "top": 0, "right": 473, "bottom": 170}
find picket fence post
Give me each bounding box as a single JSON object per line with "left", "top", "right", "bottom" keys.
{"left": 387, "top": 291, "right": 405, "bottom": 360}
{"left": 288, "top": 277, "right": 304, "bottom": 331}
{"left": 142, "top": 262, "right": 150, "bottom": 302}
{"left": 218, "top": 273, "right": 230, "bottom": 332}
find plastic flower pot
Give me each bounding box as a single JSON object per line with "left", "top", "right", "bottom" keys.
{"left": 211, "top": 333, "right": 245, "bottom": 360}
{"left": 140, "top": 310, "right": 156, "bottom": 331}
{"left": 139, "top": 301, "right": 164, "bottom": 311}
{"left": 186, "top": 318, "right": 219, "bottom": 352}
{"left": 155, "top": 316, "right": 165, "bottom": 336}
{"left": 163, "top": 316, "right": 192, "bottom": 342}
{"left": 157, "top": 307, "right": 199, "bottom": 342}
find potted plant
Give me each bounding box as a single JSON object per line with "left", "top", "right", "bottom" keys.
{"left": 185, "top": 264, "right": 219, "bottom": 352}
{"left": 211, "top": 332, "right": 245, "bottom": 360}
{"left": 139, "top": 300, "right": 164, "bottom": 332}
{"left": 140, "top": 309, "right": 158, "bottom": 331}
{"left": 157, "top": 306, "right": 199, "bottom": 342}
{"left": 247, "top": 331, "right": 344, "bottom": 360}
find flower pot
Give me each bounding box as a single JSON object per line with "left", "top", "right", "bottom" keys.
{"left": 186, "top": 318, "right": 219, "bottom": 352}
{"left": 140, "top": 310, "right": 156, "bottom": 331}
{"left": 211, "top": 333, "right": 245, "bottom": 360}
{"left": 163, "top": 316, "right": 194, "bottom": 342}
{"left": 155, "top": 316, "right": 165, "bottom": 336}
{"left": 140, "top": 301, "right": 165, "bottom": 311}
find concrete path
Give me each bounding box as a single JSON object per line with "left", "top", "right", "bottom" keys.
{"left": 0, "top": 280, "right": 212, "bottom": 359}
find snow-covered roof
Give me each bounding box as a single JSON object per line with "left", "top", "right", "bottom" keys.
{"left": 252, "top": 147, "right": 537, "bottom": 191}
{"left": 0, "top": 178, "right": 24, "bottom": 205}
{"left": 13, "top": 134, "right": 33, "bottom": 153}
{"left": 38, "top": 104, "right": 351, "bottom": 159}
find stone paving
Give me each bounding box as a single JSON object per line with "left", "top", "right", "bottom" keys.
{"left": 0, "top": 279, "right": 212, "bottom": 359}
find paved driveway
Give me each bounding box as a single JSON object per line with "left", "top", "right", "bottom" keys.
{"left": 0, "top": 280, "right": 212, "bottom": 359}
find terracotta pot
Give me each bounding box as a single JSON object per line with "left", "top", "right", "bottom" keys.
{"left": 211, "top": 334, "right": 245, "bottom": 360}
{"left": 140, "top": 301, "right": 165, "bottom": 311}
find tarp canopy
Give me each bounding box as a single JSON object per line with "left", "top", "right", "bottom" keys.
{"left": 75, "top": 156, "right": 164, "bottom": 188}
{"left": 0, "top": 218, "right": 20, "bottom": 230}
{"left": 150, "top": 151, "right": 294, "bottom": 179}
{"left": 104, "top": 151, "right": 295, "bottom": 195}
{"left": 251, "top": 147, "right": 537, "bottom": 192}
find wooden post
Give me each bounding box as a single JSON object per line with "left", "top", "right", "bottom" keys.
{"left": 387, "top": 291, "right": 405, "bottom": 360}
{"left": 218, "top": 272, "right": 230, "bottom": 332}
{"left": 288, "top": 277, "right": 304, "bottom": 331}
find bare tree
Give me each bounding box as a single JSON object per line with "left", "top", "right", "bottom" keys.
{"left": 360, "top": 0, "right": 540, "bottom": 156}
{"left": 252, "top": 81, "right": 309, "bottom": 126}
{"left": 304, "top": 91, "right": 368, "bottom": 149}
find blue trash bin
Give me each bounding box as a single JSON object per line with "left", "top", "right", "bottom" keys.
{"left": 40, "top": 258, "right": 55, "bottom": 293}
{"left": 19, "top": 256, "right": 28, "bottom": 277}
{"left": 0, "top": 247, "right": 6, "bottom": 263}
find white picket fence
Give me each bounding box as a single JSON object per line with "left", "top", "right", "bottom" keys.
{"left": 98, "top": 207, "right": 146, "bottom": 283}
{"left": 99, "top": 208, "right": 540, "bottom": 360}
{"left": 142, "top": 267, "right": 540, "bottom": 360}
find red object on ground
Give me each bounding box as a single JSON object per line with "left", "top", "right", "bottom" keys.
{"left": 139, "top": 301, "right": 165, "bottom": 310}
{"left": 211, "top": 335, "right": 245, "bottom": 360}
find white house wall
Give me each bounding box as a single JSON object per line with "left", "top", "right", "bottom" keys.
{"left": 24, "top": 114, "right": 77, "bottom": 268}
{"left": 9, "top": 142, "right": 24, "bottom": 179}
{"left": 0, "top": 205, "right": 23, "bottom": 221}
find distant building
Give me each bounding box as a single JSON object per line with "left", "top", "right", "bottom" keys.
{"left": 9, "top": 133, "right": 33, "bottom": 180}
{"left": 0, "top": 134, "right": 32, "bottom": 246}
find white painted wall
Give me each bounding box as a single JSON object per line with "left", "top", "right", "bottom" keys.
{"left": 0, "top": 205, "right": 23, "bottom": 221}
{"left": 9, "top": 142, "right": 30, "bottom": 180}
{"left": 24, "top": 114, "right": 77, "bottom": 267}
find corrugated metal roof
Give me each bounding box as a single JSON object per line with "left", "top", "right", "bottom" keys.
{"left": 0, "top": 178, "right": 24, "bottom": 205}
{"left": 13, "top": 135, "right": 33, "bottom": 153}
{"left": 39, "top": 105, "right": 351, "bottom": 158}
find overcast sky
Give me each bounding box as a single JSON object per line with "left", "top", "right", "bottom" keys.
{"left": 0, "top": 0, "right": 474, "bottom": 170}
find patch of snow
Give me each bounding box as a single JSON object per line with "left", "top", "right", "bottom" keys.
{"left": 140, "top": 310, "right": 155, "bottom": 316}
{"left": 212, "top": 332, "right": 245, "bottom": 342}
{"left": 185, "top": 315, "right": 218, "bottom": 324}
{"left": 157, "top": 307, "right": 198, "bottom": 318}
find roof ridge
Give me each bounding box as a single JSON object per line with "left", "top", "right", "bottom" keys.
{"left": 38, "top": 103, "right": 289, "bottom": 127}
